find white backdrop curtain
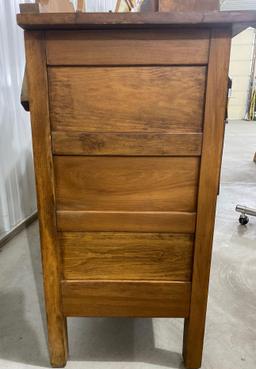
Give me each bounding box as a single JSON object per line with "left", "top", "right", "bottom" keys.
{"left": 82, "top": 0, "right": 116, "bottom": 12}
{"left": 0, "top": 0, "right": 36, "bottom": 239}
{"left": 221, "top": 0, "right": 256, "bottom": 10}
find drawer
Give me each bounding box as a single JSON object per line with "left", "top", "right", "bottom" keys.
{"left": 54, "top": 156, "right": 200, "bottom": 212}
{"left": 46, "top": 29, "right": 210, "bottom": 66}
{"left": 48, "top": 66, "right": 206, "bottom": 133}
{"left": 60, "top": 232, "right": 194, "bottom": 281}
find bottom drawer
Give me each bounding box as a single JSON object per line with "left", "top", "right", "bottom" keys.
{"left": 61, "top": 280, "right": 191, "bottom": 317}
{"left": 60, "top": 232, "right": 194, "bottom": 281}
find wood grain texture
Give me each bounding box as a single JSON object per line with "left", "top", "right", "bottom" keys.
{"left": 49, "top": 67, "right": 206, "bottom": 133}
{"left": 54, "top": 157, "right": 200, "bottom": 212}
{"left": 182, "top": 28, "right": 232, "bottom": 369}
{"left": 46, "top": 29, "right": 210, "bottom": 65}
{"left": 61, "top": 280, "right": 192, "bottom": 317}
{"left": 36, "top": 0, "right": 75, "bottom": 13}
{"left": 57, "top": 210, "right": 197, "bottom": 233}
{"left": 17, "top": 12, "right": 256, "bottom": 31}
{"left": 159, "top": 0, "right": 219, "bottom": 12}
{"left": 24, "top": 31, "right": 67, "bottom": 368}
{"left": 52, "top": 132, "right": 203, "bottom": 156}
{"left": 60, "top": 232, "right": 194, "bottom": 281}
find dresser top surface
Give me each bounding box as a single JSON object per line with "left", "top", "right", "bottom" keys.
{"left": 17, "top": 11, "right": 256, "bottom": 30}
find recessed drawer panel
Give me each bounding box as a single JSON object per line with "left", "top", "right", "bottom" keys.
{"left": 60, "top": 232, "right": 194, "bottom": 281}
{"left": 48, "top": 66, "right": 206, "bottom": 133}
{"left": 46, "top": 29, "right": 210, "bottom": 66}
{"left": 54, "top": 156, "right": 199, "bottom": 212}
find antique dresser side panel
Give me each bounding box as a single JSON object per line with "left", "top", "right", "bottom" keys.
{"left": 44, "top": 27, "right": 210, "bottom": 320}
{"left": 25, "top": 25, "right": 231, "bottom": 369}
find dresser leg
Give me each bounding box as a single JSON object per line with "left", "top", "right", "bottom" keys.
{"left": 182, "top": 316, "right": 204, "bottom": 369}
{"left": 47, "top": 313, "right": 68, "bottom": 367}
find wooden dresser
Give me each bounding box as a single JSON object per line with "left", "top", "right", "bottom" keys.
{"left": 17, "top": 9, "right": 256, "bottom": 369}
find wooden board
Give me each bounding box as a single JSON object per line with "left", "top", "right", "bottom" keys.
{"left": 49, "top": 67, "right": 206, "bottom": 133}
{"left": 60, "top": 232, "right": 194, "bottom": 281}
{"left": 46, "top": 29, "right": 210, "bottom": 65}
{"left": 36, "top": 0, "right": 75, "bottom": 13}
{"left": 159, "top": 0, "right": 219, "bottom": 12}
{"left": 17, "top": 12, "right": 256, "bottom": 31}
{"left": 54, "top": 156, "right": 200, "bottom": 212}
{"left": 61, "top": 280, "right": 191, "bottom": 317}
{"left": 52, "top": 132, "right": 203, "bottom": 156}
{"left": 57, "top": 210, "right": 197, "bottom": 233}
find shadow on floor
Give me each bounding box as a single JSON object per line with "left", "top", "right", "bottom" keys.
{"left": 68, "top": 317, "right": 185, "bottom": 368}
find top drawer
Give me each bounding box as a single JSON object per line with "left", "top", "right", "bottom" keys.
{"left": 46, "top": 29, "right": 210, "bottom": 66}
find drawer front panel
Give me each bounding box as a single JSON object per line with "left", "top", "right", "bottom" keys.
{"left": 61, "top": 280, "right": 191, "bottom": 317}
{"left": 46, "top": 29, "right": 210, "bottom": 66}
{"left": 60, "top": 232, "right": 194, "bottom": 281}
{"left": 54, "top": 156, "right": 199, "bottom": 212}
{"left": 49, "top": 66, "right": 206, "bottom": 133}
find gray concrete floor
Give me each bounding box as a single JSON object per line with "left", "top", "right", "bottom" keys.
{"left": 0, "top": 120, "right": 256, "bottom": 369}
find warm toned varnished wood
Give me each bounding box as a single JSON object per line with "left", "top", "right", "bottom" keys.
{"left": 24, "top": 31, "right": 67, "bottom": 367}
{"left": 17, "top": 12, "right": 256, "bottom": 32}
{"left": 49, "top": 66, "right": 206, "bottom": 133}
{"left": 57, "top": 211, "right": 197, "bottom": 233}
{"left": 52, "top": 132, "right": 203, "bottom": 156}
{"left": 182, "top": 28, "right": 232, "bottom": 369}
{"left": 19, "top": 10, "right": 256, "bottom": 369}
{"left": 46, "top": 29, "right": 210, "bottom": 65}
{"left": 54, "top": 156, "right": 200, "bottom": 212}
{"left": 159, "top": 0, "right": 219, "bottom": 12}
{"left": 60, "top": 232, "right": 194, "bottom": 281}
{"left": 36, "top": 0, "right": 75, "bottom": 13}
{"left": 61, "top": 280, "right": 192, "bottom": 317}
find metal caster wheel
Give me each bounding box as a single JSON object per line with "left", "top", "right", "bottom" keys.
{"left": 239, "top": 214, "right": 249, "bottom": 225}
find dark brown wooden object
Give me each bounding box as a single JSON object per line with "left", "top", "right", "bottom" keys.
{"left": 17, "top": 10, "right": 256, "bottom": 369}
{"left": 159, "top": 0, "right": 219, "bottom": 11}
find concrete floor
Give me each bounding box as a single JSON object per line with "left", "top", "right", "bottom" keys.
{"left": 0, "top": 120, "right": 256, "bottom": 369}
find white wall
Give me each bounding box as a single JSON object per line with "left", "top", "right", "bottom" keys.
{"left": 228, "top": 28, "right": 256, "bottom": 119}
{"left": 221, "top": 0, "right": 256, "bottom": 10}
{"left": 221, "top": 1, "right": 256, "bottom": 120}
